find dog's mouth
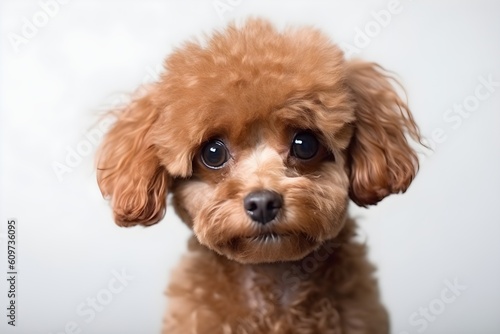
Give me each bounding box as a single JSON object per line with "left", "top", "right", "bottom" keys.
{"left": 230, "top": 231, "right": 313, "bottom": 248}
{"left": 245, "top": 232, "right": 286, "bottom": 244}
{"left": 215, "top": 231, "right": 318, "bottom": 264}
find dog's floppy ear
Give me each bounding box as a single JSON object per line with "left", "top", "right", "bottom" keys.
{"left": 346, "top": 60, "right": 421, "bottom": 206}
{"left": 97, "top": 93, "right": 169, "bottom": 227}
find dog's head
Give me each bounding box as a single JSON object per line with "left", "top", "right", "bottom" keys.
{"left": 97, "top": 19, "right": 420, "bottom": 264}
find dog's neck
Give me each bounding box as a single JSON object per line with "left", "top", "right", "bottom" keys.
{"left": 185, "top": 218, "right": 357, "bottom": 309}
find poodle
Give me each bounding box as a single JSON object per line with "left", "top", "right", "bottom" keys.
{"left": 97, "top": 19, "right": 421, "bottom": 334}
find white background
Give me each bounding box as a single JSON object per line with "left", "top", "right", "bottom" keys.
{"left": 1, "top": 1, "right": 499, "bottom": 333}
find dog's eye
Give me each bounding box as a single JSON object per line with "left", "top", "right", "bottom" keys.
{"left": 291, "top": 132, "right": 319, "bottom": 160}
{"left": 201, "top": 139, "right": 229, "bottom": 169}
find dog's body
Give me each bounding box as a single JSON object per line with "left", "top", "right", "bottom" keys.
{"left": 97, "top": 19, "right": 420, "bottom": 334}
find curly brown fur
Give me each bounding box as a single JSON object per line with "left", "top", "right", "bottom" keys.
{"left": 97, "top": 19, "right": 420, "bottom": 334}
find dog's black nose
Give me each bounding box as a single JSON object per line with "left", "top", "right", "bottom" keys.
{"left": 243, "top": 190, "right": 283, "bottom": 224}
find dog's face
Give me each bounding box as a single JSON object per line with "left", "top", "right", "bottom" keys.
{"left": 97, "top": 20, "right": 420, "bottom": 264}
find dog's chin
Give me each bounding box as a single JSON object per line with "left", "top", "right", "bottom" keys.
{"left": 210, "top": 233, "right": 319, "bottom": 264}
